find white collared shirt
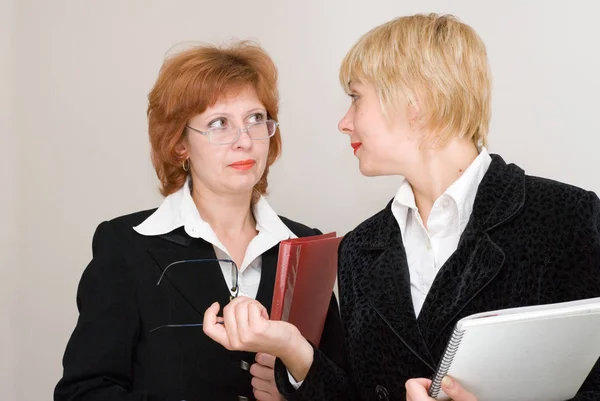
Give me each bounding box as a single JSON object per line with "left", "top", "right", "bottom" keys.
{"left": 391, "top": 148, "right": 492, "bottom": 317}
{"left": 134, "top": 177, "right": 296, "bottom": 299}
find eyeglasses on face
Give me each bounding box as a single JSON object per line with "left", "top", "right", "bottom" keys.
{"left": 185, "top": 120, "right": 278, "bottom": 145}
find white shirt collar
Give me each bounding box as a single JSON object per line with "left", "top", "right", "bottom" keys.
{"left": 392, "top": 147, "right": 492, "bottom": 238}
{"left": 444, "top": 148, "right": 492, "bottom": 232}
{"left": 134, "top": 177, "right": 296, "bottom": 270}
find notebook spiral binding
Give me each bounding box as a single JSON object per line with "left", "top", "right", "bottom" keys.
{"left": 428, "top": 326, "right": 466, "bottom": 398}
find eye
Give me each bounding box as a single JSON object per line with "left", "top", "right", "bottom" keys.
{"left": 349, "top": 93, "right": 359, "bottom": 103}
{"left": 247, "top": 112, "right": 266, "bottom": 124}
{"left": 208, "top": 117, "right": 228, "bottom": 129}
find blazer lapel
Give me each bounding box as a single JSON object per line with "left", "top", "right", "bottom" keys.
{"left": 417, "top": 155, "right": 526, "bottom": 347}
{"left": 417, "top": 230, "right": 505, "bottom": 347}
{"left": 355, "top": 206, "right": 436, "bottom": 371}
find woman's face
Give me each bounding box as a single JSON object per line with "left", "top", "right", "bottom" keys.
{"left": 338, "top": 82, "right": 424, "bottom": 177}
{"left": 181, "top": 85, "right": 271, "bottom": 199}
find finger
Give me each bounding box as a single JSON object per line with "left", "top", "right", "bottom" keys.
{"left": 203, "top": 301, "right": 219, "bottom": 325}
{"left": 203, "top": 302, "right": 231, "bottom": 348}
{"left": 251, "top": 376, "right": 277, "bottom": 393}
{"left": 405, "top": 377, "right": 432, "bottom": 389}
{"left": 405, "top": 378, "right": 433, "bottom": 400}
{"left": 233, "top": 298, "right": 252, "bottom": 344}
{"left": 251, "top": 376, "right": 275, "bottom": 393}
{"left": 248, "top": 302, "right": 273, "bottom": 340}
{"left": 255, "top": 352, "right": 276, "bottom": 368}
{"left": 252, "top": 387, "right": 275, "bottom": 401}
{"left": 222, "top": 299, "right": 242, "bottom": 349}
{"left": 250, "top": 362, "right": 274, "bottom": 381}
{"left": 441, "top": 376, "right": 477, "bottom": 401}
{"left": 248, "top": 301, "right": 269, "bottom": 335}
{"left": 261, "top": 305, "right": 270, "bottom": 320}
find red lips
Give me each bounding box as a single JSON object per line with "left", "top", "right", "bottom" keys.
{"left": 351, "top": 142, "right": 362, "bottom": 154}
{"left": 229, "top": 159, "right": 256, "bottom": 171}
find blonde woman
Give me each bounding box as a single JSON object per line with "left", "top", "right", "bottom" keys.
{"left": 204, "top": 15, "right": 600, "bottom": 401}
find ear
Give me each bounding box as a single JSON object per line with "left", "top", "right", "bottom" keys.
{"left": 407, "top": 99, "right": 421, "bottom": 130}
{"left": 174, "top": 140, "right": 188, "bottom": 160}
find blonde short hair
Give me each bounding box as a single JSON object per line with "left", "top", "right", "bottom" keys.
{"left": 340, "top": 13, "right": 491, "bottom": 147}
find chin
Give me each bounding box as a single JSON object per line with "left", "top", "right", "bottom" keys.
{"left": 228, "top": 178, "right": 260, "bottom": 194}
{"left": 358, "top": 161, "right": 380, "bottom": 177}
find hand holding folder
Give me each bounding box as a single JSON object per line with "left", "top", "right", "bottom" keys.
{"left": 270, "top": 232, "right": 342, "bottom": 346}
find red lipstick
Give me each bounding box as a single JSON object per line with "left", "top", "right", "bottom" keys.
{"left": 229, "top": 159, "right": 256, "bottom": 171}
{"left": 351, "top": 142, "right": 362, "bottom": 154}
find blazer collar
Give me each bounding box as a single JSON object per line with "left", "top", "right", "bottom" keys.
{"left": 470, "top": 154, "right": 526, "bottom": 232}
{"left": 361, "top": 154, "right": 525, "bottom": 251}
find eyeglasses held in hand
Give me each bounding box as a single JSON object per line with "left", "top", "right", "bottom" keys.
{"left": 150, "top": 258, "right": 238, "bottom": 333}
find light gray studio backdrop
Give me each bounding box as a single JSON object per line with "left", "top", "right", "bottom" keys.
{"left": 1, "top": 1, "right": 599, "bottom": 400}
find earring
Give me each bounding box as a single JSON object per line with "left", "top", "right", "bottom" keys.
{"left": 182, "top": 158, "right": 190, "bottom": 172}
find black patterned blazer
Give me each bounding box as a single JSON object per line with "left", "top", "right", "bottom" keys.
{"left": 276, "top": 154, "right": 600, "bottom": 401}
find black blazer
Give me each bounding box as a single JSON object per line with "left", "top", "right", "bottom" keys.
{"left": 55, "top": 212, "right": 344, "bottom": 401}
{"left": 275, "top": 154, "right": 600, "bottom": 401}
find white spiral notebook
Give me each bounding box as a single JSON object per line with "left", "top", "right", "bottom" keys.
{"left": 428, "top": 297, "right": 600, "bottom": 401}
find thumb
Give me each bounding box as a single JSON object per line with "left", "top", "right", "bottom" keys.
{"left": 441, "top": 376, "right": 477, "bottom": 401}
{"left": 204, "top": 301, "right": 221, "bottom": 319}
{"left": 203, "top": 302, "right": 227, "bottom": 342}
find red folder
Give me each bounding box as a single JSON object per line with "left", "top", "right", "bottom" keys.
{"left": 270, "top": 232, "right": 342, "bottom": 346}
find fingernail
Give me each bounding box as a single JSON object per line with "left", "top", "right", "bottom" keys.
{"left": 442, "top": 376, "right": 454, "bottom": 389}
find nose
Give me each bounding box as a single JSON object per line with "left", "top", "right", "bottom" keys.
{"left": 338, "top": 107, "right": 354, "bottom": 136}
{"left": 232, "top": 127, "right": 253, "bottom": 149}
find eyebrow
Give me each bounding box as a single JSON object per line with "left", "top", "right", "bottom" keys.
{"left": 202, "top": 107, "right": 267, "bottom": 120}
{"left": 347, "top": 80, "right": 361, "bottom": 91}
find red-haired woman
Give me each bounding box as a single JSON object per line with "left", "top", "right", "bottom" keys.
{"left": 54, "top": 41, "right": 344, "bottom": 401}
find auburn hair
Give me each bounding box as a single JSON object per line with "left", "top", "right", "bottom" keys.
{"left": 147, "top": 41, "right": 282, "bottom": 198}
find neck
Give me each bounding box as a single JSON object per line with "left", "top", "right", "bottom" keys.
{"left": 190, "top": 182, "right": 255, "bottom": 234}
{"left": 404, "top": 138, "right": 480, "bottom": 225}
